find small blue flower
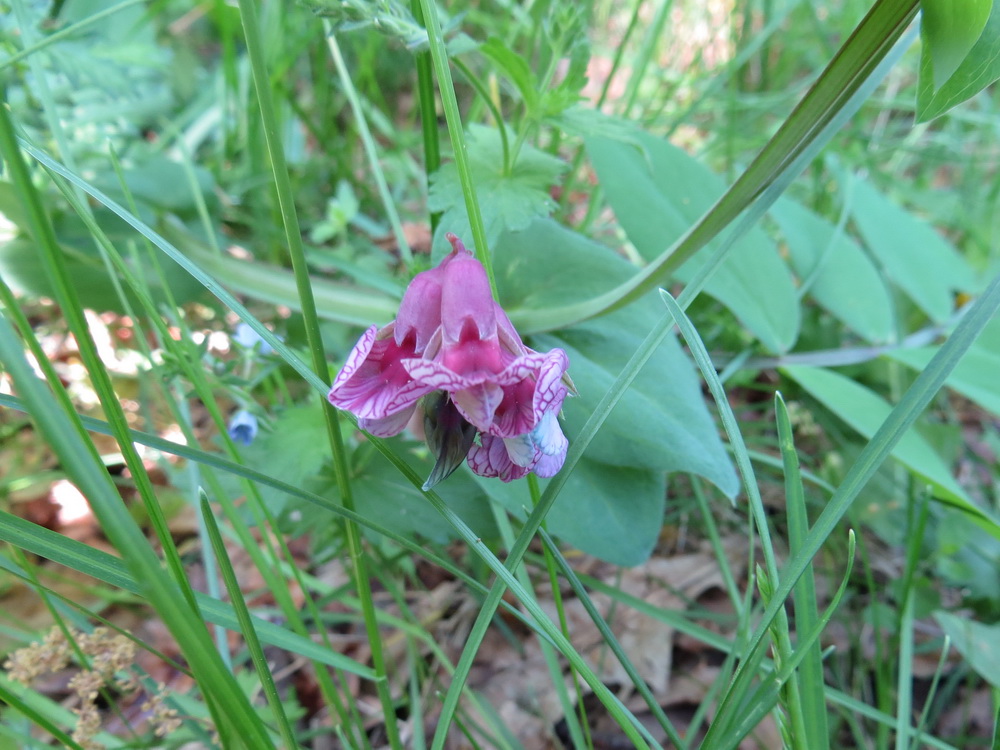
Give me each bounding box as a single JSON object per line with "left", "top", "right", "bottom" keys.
{"left": 233, "top": 322, "right": 277, "bottom": 355}
{"left": 227, "top": 410, "right": 259, "bottom": 446}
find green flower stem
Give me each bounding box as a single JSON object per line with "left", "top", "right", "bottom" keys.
{"left": 104, "top": 146, "right": 228, "bottom": 662}
{"left": 324, "top": 25, "right": 412, "bottom": 267}
{"left": 417, "top": 0, "right": 496, "bottom": 297}
{"left": 711, "top": 267, "right": 1000, "bottom": 743}
{"left": 777, "top": 395, "right": 829, "bottom": 749}
{"left": 0, "top": 84, "right": 201, "bottom": 627}
{"left": 0, "top": 679, "right": 84, "bottom": 750}
{"left": 423, "top": 488, "right": 654, "bottom": 750}
{"left": 411, "top": 0, "right": 442, "bottom": 233}
{"left": 236, "top": 1, "right": 401, "bottom": 745}
{"left": 660, "top": 290, "right": 808, "bottom": 748}
{"left": 485, "top": 499, "right": 588, "bottom": 749}
{"left": 453, "top": 57, "right": 511, "bottom": 174}
{"left": 507, "top": 41, "right": 563, "bottom": 170}
{"left": 56, "top": 163, "right": 356, "bottom": 721}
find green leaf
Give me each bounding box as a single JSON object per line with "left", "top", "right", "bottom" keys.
{"left": 537, "top": 313, "right": 737, "bottom": 486}
{"left": 587, "top": 133, "right": 800, "bottom": 352}
{"left": 934, "top": 611, "right": 1000, "bottom": 689}
{"left": 158, "top": 221, "right": 400, "bottom": 328}
{"left": 498, "top": 220, "right": 736, "bottom": 489}
{"left": 917, "top": 0, "right": 1000, "bottom": 120}
{"left": 91, "top": 155, "right": 217, "bottom": 215}
{"left": 920, "top": 0, "right": 991, "bottom": 89}
{"left": 783, "top": 365, "right": 972, "bottom": 505}
{"left": 849, "top": 178, "right": 976, "bottom": 322}
{"left": 548, "top": 107, "right": 647, "bottom": 151}
{"left": 545, "top": 461, "right": 667, "bottom": 567}
{"left": 0, "top": 203, "right": 203, "bottom": 312}
{"left": 934, "top": 514, "right": 1000, "bottom": 600}
{"left": 428, "top": 124, "right": 566, "bottom": 259}
{"left": 242, "top": 406, "right": 497, "bottom": 543}
{"left": 496, "top": 220, "right": 737, "bottom": 482}
{"left": 888, "top": 315, "right": 1000, "bottom": 416}
{"left": 770, "top": 196, "right": 895, "bottom": 343}
{"left": 496, "top": 218, "right": 629, "bottom": 312}
{"left": 340, "top": 448, "right": 498, "bottom": 544}
{"left": 492, "top": 220, "right": 737, "bottom": 563}
{"left": 479, "top": 37, "right": 539, "bottom": 112}
{"left": 477, "top": 458, "right": 666, "bottom": 568}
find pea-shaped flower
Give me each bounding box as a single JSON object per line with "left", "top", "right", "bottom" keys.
{"left": 328, "top": 234, "right": 571, "bottom": 486}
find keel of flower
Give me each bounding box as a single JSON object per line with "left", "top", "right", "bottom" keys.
{"left": 421, "top": 392, "right": 478, "bottom": 490}
{"left": 466, "top": 408, "right": 569, "bottom": 483}
{"left": 327, "top": 233, "right": 572, "bottom": 487}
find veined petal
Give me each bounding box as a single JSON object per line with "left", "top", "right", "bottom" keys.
{"left": 439, "top": 243, "right": 497, "bottom": 347}
{"left": 329, "top": 325, "right": 378, "bottom": 391}
{"left": 452, "top": 382, "right": 505, "bottom": 431}
{"left": 395, "top": 270, "right": 443, "bottom": 354}
{"left": 487, "top": 378, "right": 537, "bottom": 438}
{"left": 532, "top": 348, "right": 570, "bottom": 416}
{"left": 503, "top": 433, "right": 536, "bottom": 468}
{"left": 360, "top": 406, "right": 418, "bottom": 438}
{"left": 531, "top": 447, "right": 566, "bottom": 478}
{"left": 497, "top": 351, "right": 549, "bottom": 383}
{"left": 403, "top": 358, "right": 476, "bottom": 391}
{"left": 531, "top": 409, "right": 568, "bottom": 457}
{"left": 494, "top": 305, "right": 528, "bottom": 357}
{"left": 328, "top": 325, "right": 435, "bottom": 424}
{"left": 467, "top": 434, "right": 530, "bottom": 482}
{"left": 487, "top": 351, "right": 564, "bottom": 438}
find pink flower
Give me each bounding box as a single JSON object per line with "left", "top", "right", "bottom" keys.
{"left": 327, "top": 251, "right": 458, "bottom": 436}
{"left": 326, "top": 324, "right": 435, "bottom": 437}
{"left": 466, "top": 365, "right": 570, "bottom": 482}
{"left": 328, "top": 233, "right": 571, "bottom": 486}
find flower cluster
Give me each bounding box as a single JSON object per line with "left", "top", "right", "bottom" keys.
{"left": 328, "top": 234, "right": 571, "bottom": 487}
{"left": 4, "top": 625, "right": 181, "bottom": 748}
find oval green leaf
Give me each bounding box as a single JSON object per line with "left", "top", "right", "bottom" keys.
{"left": 920, "top": 0, "right": 992, "bottom": 89}
{"left": 917, "top": 0, "right": 1000, "bottom": 120}
{"left": 770, "top": 197, "right": 895, "bottom": 343}
{"left": 849, "top": 178, "right": 976, "bottom": 322}
{"left": 587, "top": 133, "right": 800, "bottom": 353}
